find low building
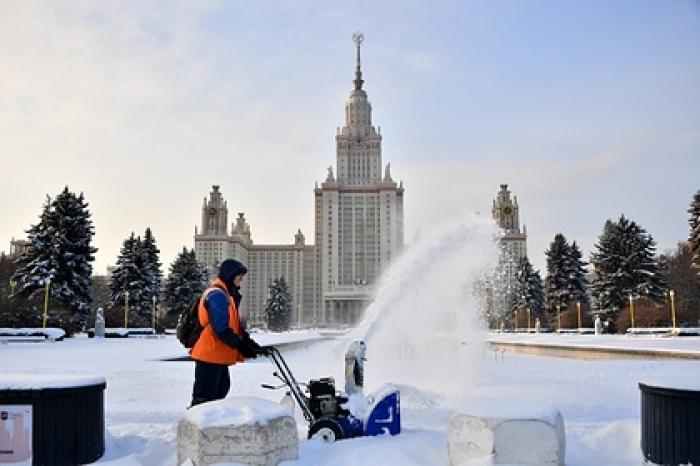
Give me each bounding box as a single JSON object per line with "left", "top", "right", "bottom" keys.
{"left": 9, "top": 238, "right": 31, "bottom": 258}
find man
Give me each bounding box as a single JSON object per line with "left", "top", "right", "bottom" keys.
{"left": 190, "top": 259, "right": 267, "bottom": 407}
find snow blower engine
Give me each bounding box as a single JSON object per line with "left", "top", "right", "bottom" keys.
{"left": 262, "top": 344, "right": 400, "bottom": 442}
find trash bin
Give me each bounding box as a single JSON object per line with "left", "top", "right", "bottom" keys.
{"left": 0, "top": 374, "right": 106, "bottom": 466}
{"left": 639, "top": 381, "right": 700, "bottom": 465}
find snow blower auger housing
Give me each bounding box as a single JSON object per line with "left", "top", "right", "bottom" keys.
{"left": 262, "top": 345, "right": 400, "bottom": 442}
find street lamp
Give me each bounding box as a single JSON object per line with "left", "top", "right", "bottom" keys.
{"left": 669, "top": 290, "right": 676, "bottom": 332}
{"left": 124, "top": 291, "right": 130, "bottom": 329}
{"left": 527, "top": 308, "right": 531, "bottom": 333}
{"left": 43, "top": 278, "right": 51, "bottom": 328}
{"left": 557, "top": 304, "right": 562, "bottom": 332}
{"left": 152, "top": 295, "right": 157, "bottom": 331}
{"left": 577, "top": 301, "right": 582, "bottom": 332}
{"left": 629, "top": 294, "right": 635, "bottom": 329}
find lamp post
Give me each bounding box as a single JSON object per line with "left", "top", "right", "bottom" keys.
{"left": 629, "top": 294, "right": 635, "bottom": 329}
{"left": 43, "top": 278, "right": 51, "bottom": 328}
{"left": 152, "top": 295, "right": 157, "bottom": 331}
{"left": 124, "top": 291, "right": 130, "bottom": 329}
{"left": 557, "top": 304, "right": 562, "bottom": 332}
{"left": 577, "top": 301, "right": 582, "bottom": 332}
{"left": 527, "top": 308, "right": 531, "bottom": 333}
{"left": 514, "top": 310, "right": 518, "bottom": 331}
{"left": 669, "top": 290, "right": 676, "bottom": 332}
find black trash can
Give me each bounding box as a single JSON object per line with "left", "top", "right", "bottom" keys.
{"left": 0, "top": 375, "right": 106, "bottom": 466}
{"left": 639, "top": 381, "right": 700, "bottom": 465}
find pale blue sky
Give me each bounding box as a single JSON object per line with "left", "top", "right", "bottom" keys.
{"left": 1, "top": 0, "right": 698, "bottom": 275}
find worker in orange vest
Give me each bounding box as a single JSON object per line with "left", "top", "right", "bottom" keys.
{"left": 190, "top": 259, "right": 267, "bottom": 407}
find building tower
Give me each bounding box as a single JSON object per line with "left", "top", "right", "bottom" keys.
{"left": 193, "top": 33, "right": 403, "bottom": 328}
{"left": 492, "top": 183, "right": 527, "bottom": 263}
{"left": 314, "top": 32, "right": 404, "bottom": 324}
{"left": 195, "top": 185, "right": 230, "bottom": 273}
{"left": 491, "top": 184, "right": 528, "bottom": 318}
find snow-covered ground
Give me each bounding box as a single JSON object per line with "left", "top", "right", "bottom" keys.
{"left": 489, "top": 332, "right": 700, "bottom": 355}
{"left": 2, "top": 332, "right": 700, "bottom": 465}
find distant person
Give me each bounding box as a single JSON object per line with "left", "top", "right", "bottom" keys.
{"left": 190, "top": 259, "right": 267, "bottom": 407}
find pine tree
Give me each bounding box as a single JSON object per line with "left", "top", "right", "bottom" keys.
{"left": 164, "top": 247, "right": 207, "bottom": 319}
{"left": 141, "top": 228, "right": 163, "bottom": 303}
{"left": 110, "top": 233, "right": 150, "bottom": 321}
{"left": 564, "top": 241, "right": 589, "bottom": 305}
{"left": 492, "top": 247, "right": 518, "bottom": 318}
{"left": 544, "top": 234, "right": 590, "bottom": 321}
{"left": 515, "top": 256, "right": 544, "bottom": 317}
{"left": 666, "top": 242, "right": 700, "bottom": 326}
{"left": 264, "top": 277, "right": 292, "bottom": 331}
{"left": 12, "top": 187, "right": 97, "bottom": 314}
{"left": 689, "top": 190, "right": 700, "bottom": 277}
{"left": 590, "top": 215, "right": 668, "bottom": 324}
{"left": 544, "top": 234, "right": 569, "bottom": 315}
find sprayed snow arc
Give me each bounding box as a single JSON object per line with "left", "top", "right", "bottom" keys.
{"left": 350, "top": 214, "right": 500, "bottom": 393}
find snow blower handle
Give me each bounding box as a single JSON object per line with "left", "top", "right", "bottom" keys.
{"left": 264, "top": 345, "right": 315, "bottom": 423}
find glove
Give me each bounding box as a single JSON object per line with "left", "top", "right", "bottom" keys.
{"left": 247, "top": 338, "right": 270, "bottom": 356}
{"left": 239, "top": 336, "right": 268, "bottom": 358}
{"left": 238, "top": 339, "right": 260, "bottom": 359}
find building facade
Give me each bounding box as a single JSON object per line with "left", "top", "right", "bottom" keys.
{"left": 194, "top": 34, "right": 403, "bottom": 327}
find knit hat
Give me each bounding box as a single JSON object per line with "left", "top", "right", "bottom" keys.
{"left": 218, "top": 259, "right": 248, "bottom": 286}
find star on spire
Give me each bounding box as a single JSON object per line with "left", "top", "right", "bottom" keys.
{"left": 352, "top": 31, "right": 364, "bottom": 90}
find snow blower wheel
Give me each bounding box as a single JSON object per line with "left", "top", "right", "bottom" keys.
{"left": 308, "top": 418, "right": 344, "bottom": 442}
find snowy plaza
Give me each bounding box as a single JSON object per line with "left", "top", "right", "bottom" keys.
{"left": 1, "top": 329, "right": 699, "bottom": 465}
{"left": 2, "top": 211, "right": 700, "bottom": 465}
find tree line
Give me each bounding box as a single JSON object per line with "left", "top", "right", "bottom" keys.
{"left": 500, "top": 191, "right": 700, "bottom": 332}
{"left": 0, "top": 186, "right": 293, "bottom": 334}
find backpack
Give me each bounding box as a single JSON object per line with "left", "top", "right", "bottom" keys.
{"left": 176, "top": 284, "right": 226, "bottom": 349}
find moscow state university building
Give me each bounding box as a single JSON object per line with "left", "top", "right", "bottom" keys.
{"left": 194, "top": 36, "right": 404, "bottom": 327}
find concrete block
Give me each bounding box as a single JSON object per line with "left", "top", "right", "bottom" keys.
{"left": 177, "top": 397, "right": 298, "bottom": 466}
{"left": 448, "top": 403, "right": 565, "bottom": 466}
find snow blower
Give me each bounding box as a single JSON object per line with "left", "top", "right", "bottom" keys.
{"left": 261, "top": 344, "right": 400, "bottom": 442}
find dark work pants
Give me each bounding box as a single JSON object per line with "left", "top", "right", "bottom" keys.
{"left": 190, "top": 360, "right": 231, "bottom": 407}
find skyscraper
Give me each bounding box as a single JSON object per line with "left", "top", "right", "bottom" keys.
{"left": 314, "top": 32, "right": 404, "bottom": 324}
{"left": 194, "top": 33, "right": 404, "bottom": 327}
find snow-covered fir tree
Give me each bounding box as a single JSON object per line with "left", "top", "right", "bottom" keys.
{"left": 264, "top": 277, "right": 292, "bottom": 331}
{"left": 689, "top": 190, "right": 700, "bottom": 277}
{"left": 141, "top": 228, "right": 163, "bottom": 303}
{"left": 544, "top": 234, "right": 590, "bottom": 319}
{"left": 515, "top": 256, "right": 545, "bottom": 317}
{"left": 110, "top": 233, "right": 150, "bottom": 319}
{"left": 564, "top": 241, "right": 589, "bottom": 305}
{"left": 163, "top": 247, "right": 207, "bottom": 318}
{"left": 590, "top": 215, "right": 668, "bottom": 323}
{"left": 491, "top": 247, "right": 519, "bottom": 318}
{"left": 544, "top": 233, "right": 570, "bottom": 315}
{"left": 12, "top": 187, "right": 97, "bottom": 314}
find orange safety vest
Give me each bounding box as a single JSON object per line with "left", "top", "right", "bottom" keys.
{"left": 190, "top": 278, "right": 245, "bottom": 365}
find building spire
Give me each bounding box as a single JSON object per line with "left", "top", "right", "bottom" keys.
{"left": 352, "top": 31, "right": 364, "bottom": 90}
